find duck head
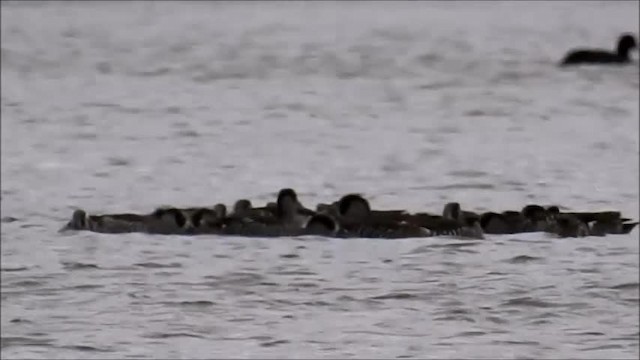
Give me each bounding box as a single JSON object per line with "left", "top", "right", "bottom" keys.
{"left": 213, "top": 203, "right": 227, "bottom": 219}
{"left": 338, "top": 194, "right": 371, "bottom": 224}
{"left": 617, "top": 33, "right": 637, "bottom": 57}
{"left": 442, "top": 202, "right": 462, "bottom": 221}
{"left": 233, "top": 199, "right": 252, "bottom": 216}
{"left": 276, "top": 188, "right": 300, "bottom": 217}
{"left": 60, "top": 209, "right": 89, "bottom": 231}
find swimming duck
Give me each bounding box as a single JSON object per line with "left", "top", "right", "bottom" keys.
{"left": 547, "top": 213, "right": 590, "bottom": 238}
{"left": 564, "top": 210, "right": 637, "bottom": 236}
{"left": 560, "top": 33, "right": 637, "bottom": 66}
{"left": 439, "top": 202, "right": 484, "bottom": 238}
{"left": 317, "top": 198, "right": 408, "bottom": 224}
{"left": 334, "top": 194, "right": 430, "bottom": 238}
{"left": 60, "top": 209, "right": 148, "bottom": 234}
{"left": 442, "top": 202, "right": 479, "bottom": 223}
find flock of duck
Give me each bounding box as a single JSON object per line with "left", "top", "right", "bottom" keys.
{"left": 58, "top": 34, "right": 639, "bottom": 239}
{"left": 60, "top": 188, "right": 638, "bottom": 239}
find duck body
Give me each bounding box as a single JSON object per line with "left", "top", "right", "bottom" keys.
{"left": 561, "top": 50, "right": 631, "bottom": 65}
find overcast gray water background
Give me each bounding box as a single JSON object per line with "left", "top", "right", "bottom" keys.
{"left": 1, "top": 1, "right": 639, "bottom": 359}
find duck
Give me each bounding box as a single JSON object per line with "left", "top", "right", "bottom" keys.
{"left": 329, "top": 196, "right": 483, "bottom": 239}
{"left": 547, "top": 213, "right": 590, "bottom": 238}
{"left": 560, "top": 33, "right": 637, "bottom": 66}
{"left": 60, "top": 209, "right": 148, "bottom": 234}
{"left": 439, "top": 202, "right": 484, "bottom": 238}
{"left": 334, "top": 194, "right": 430, "bottom": 239}
{"left": 316, "top": 197, "right": 408, "bottom": 223}
{"left": 558, "top": 210, "right": 638, "bottom": 236}
{"left": 443, "top": 202, "right": 477, "bottom": 223}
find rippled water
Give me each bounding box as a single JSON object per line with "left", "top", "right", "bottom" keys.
{"left": 1, "top": 1, "right": 639, "bottom": 359}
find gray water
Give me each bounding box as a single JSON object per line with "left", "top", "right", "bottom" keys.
{"left": 1, "top": 1, "right": 639, "bottom": 359}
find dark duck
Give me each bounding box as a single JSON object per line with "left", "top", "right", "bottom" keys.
{"left": 333, "top": 194, "right": 430, "bottom": 238}
{"left": 560, "top": 33, "right": 637, "bottom": 66}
